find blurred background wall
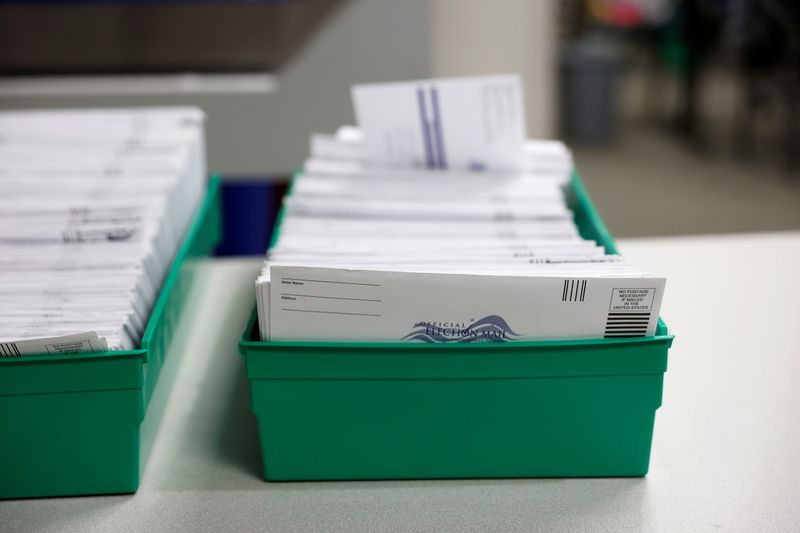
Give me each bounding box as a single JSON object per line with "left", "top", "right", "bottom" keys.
{"left": 1, "top": 0, "right": 798, "bottom": 240}
{"left": 0, "top": 0, "right": 432, "bottom": 174}
{"left": 0, "top": 0, "right": 558, "bottom": 174}
{"left": 428, "top": 0, "right": 559, "bottom": 139}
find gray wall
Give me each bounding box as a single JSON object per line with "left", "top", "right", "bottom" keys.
{"left": 0, "top": 0, "right": 558, "bottom": 176}
{"left": 0, "top": 0, "right": 433, "bottom": 176}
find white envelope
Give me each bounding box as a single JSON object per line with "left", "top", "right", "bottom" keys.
{"left": 352, "top": 74, "right": 527, "bottom": 171}
{"left": 267, "top": 265, "right": 665, "bottom": 342}
{"left": 0, "top": 107, "right": 207, "bottom": 354}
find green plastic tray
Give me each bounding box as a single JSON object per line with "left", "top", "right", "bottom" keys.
{"left": 0, "top": 176, "right": 222, "bottom": 499}
{"left": 239, "top": 172, "right": 674, "bottom": 480}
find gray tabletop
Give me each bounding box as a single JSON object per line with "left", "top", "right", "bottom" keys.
{"left": 2, "top": 233, "right": 800, "bottom": 532}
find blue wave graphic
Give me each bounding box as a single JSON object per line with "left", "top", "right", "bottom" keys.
{"left": 402, "top": 315, "right": 520, "bottom": 343}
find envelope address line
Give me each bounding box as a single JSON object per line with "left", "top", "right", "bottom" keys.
{"left": 279, "top": 276, "right": 384, "bottom": 318}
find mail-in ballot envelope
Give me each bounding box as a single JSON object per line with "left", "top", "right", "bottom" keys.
{"left": 352, "top": 75, "right": 527, "bottom": 171}
{"left": 268, "top": 265, "right": 665, "bottom": 342}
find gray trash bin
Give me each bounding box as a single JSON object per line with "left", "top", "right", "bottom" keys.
{"left": 562, "top": 35, "right": 624, "bottom": 144}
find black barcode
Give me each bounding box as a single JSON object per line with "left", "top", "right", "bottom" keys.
{"left": 0, "top": 342, "right": 22, "bottom": 357}
{"left": 562, "top": 279, "right": 587, "bottom": 302}
{"left": 604, "top": 312, "right": 651, "bottom": 338}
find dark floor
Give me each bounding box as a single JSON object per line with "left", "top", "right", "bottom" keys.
{"left": 573, "top": 68, "right": 800, "bottom": 238}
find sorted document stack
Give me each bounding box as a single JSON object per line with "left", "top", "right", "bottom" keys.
{"left": 256, "top": 75, "right": 665, "bottom": 343}
{"left": 0, "top": 108, "right": 206, "bottom": 356}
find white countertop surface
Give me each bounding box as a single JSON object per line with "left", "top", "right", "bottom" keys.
{"left": 2, "top": 232, "right": 800, "bottom": 532}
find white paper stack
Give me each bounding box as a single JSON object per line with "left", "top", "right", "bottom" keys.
{"left": 256, "top": 75, "right": 665, "bottom": 343}
{"left": 0, "top": 107, "right": 206, "bottom": 356}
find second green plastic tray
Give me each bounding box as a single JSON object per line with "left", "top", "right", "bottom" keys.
{"left": 239, "top": 172, "right": 674, "bottom": 480}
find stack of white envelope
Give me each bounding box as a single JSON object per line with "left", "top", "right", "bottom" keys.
{"left": 256, "top": 75, "right": 665, "bottom": 343}
{"left": 0, "top": 107, "right": 206, "bottom": 356}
